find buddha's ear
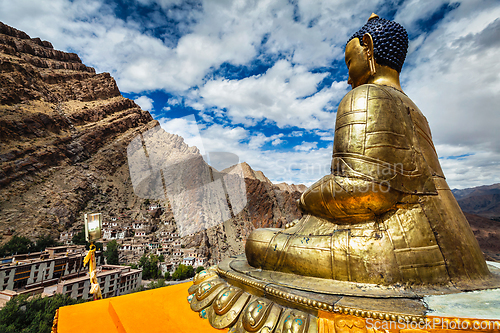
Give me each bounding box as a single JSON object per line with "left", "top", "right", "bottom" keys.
{"left": 362, "top": 33, "right": 376, "bottom": 76}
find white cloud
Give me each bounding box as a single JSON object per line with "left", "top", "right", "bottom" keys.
{"left": 134, "top": 96, "right": 155, "bottom": 111}
{"left": 193, "top": 123, "right": 331, "bottom": 186}
{"left": 0, "top": 0, "right": 383, "bottom": 93}
{"left": 166, "top": 98, "right": 181, "bottom": 106}
{"left": 194, "top": 60, "right": 348, "bottom": 129}
{"left": 248, "top": 133, "right": 270, "bottom": 150}
{"left": 394, "top": 0, "right": 453, "bottom": 32}
{"left": 134, "top": 0, "right": 184, "bottom": 8}
{"left": 153, "top": 120, "right": 332, "bottom": 185}
{"left": 438, "top": 150, "right": 500, "bottom": 189}
{"left": 294, "top": 141, "right": 318, "bottom": 152}
{"left": 314, "top": 130, "right": 334, "bottom": 141}
{"left": 289, "top": 131, "right": 304, "bottom": 137}
{"left": 400, "top": 1, "right": 500, "bottom": 188}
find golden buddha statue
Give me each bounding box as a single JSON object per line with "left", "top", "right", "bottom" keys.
{"left": 245, "top": 14, "right": 491, "bottom": 287}
{"left": 188, "top": 14, "right": 500, "bottom": 333}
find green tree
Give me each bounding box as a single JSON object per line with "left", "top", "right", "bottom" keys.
{"left": 71, "top": 230, "right": 86, "bottom": 245}
{"left": 104, "top": 240, "right": 119, "bottom": 265}
{"left": 0, "top": 236, "right": 34, "bottom": 257}
{"left": 138, "top": 254, "right": 161, "bottom": 280}
{"left": 196, "top": 266, "right": 205, "bottom": 274}
{"left": 164, "top": 272, "right": 171, "bottom": 281}
{"left": 130, "top": 285, "right": 146, "bottom": 294}
{"left": 33, "top": 235, "right": 60, "bottom": 252}
{"left": 186, "top": 265, "right": 195, "bottom": 278}
{"left": 147, "top": 279, "right": 166, "bottom": 289}
{"left": 92, "top": 242, "right": 103, "bottom": 251}
{"left": 0, "top": 293, "right": 85, "bottom": 333}
{"left": 158, "top": 254, "right": 165, "bottom": 262}
{"left": 172, "top": 264, "right": 195, "bottom": 281}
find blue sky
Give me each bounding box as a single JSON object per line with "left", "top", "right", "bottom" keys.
{"left": 1, "top": 0, "right": 499, "bottom": 188}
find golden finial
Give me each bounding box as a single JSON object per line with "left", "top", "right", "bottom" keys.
{"left": 368, "top": 13, "right": 379, "bottom": 21}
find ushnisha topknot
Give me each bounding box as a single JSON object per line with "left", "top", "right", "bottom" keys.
{"left": 347, "top": 15, "right": 409, "bottom": 73}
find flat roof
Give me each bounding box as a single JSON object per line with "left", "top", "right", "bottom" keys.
{"left": 121, "top": 269, "right": 142, "bottom": 276}
{"left": 58, "top": 269, "right": 124, "bottom": 285}
{"left": 46, "top": 246, "right": 80, "bottom": 250}
{"left": 0, "top": 290, "right": 17, "bottom": 296}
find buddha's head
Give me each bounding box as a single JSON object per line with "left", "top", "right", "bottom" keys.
{"left": 345, "top": 14, "right": 408, "bottom": 89}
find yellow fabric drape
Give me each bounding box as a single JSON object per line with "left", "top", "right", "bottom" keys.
{"left": 83, "top": 244, "right": 102, "bottom": 300}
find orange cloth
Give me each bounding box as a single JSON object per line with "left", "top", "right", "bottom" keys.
{"left": 57, "top": 282, "right": 225, "bottom": 333}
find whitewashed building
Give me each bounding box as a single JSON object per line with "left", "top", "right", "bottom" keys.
{"left": 56, "top": 265, "right": 142, "bottom": 300}
{"left": 195, "top": 257, "right": 206, "bottom": 267}
{"left": 182, "top": 257, "right": 196, "bottom": 266}
{"left": 0, "top": 246, "right": 103, "bottom": 292}
{"left": 59, "top": 231, "right": 75, "bottom": 245}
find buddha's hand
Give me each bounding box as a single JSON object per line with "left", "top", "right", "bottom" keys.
{"left": 298, "top": 174, "right": 402, "bottom": 224}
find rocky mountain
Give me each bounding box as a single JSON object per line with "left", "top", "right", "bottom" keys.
{"left": 464, "top": 212, "right": 500, "bottom": 262}
{"left": 0, "top": 21, "right": 158, "bottom": 238}
{"left": 159, "top": 157, "right": 306, "bottom": 263}
{"left": 452, "top": 183, "right": 500, "bottom": 219}
{"left": 0, "top": 21, "right": 304, "bottom": 265}
{"left": 235, "top": 162, "right": 304, "bottom": 229}
{"left": 450, "top": 183, "right": 500, "bottom": 262}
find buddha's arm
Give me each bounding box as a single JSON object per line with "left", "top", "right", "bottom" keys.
{"left": 298, "top": 175, "right": 402, "bottom": 223}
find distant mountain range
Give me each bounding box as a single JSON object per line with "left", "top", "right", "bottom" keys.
{"left": 452, "top": 183, "right": 500, "bottom": 219}
{"left": 450, "top": 183, "right": 500, "bottom": 261}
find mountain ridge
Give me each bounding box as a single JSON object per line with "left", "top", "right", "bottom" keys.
{"left": 0, "top": 21, "right": 305, "bottom": 266}
{"left": 452, "top": 183, "right": 500, "bottom": 219}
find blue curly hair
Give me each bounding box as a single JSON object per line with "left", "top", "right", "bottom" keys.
{"left": 347, "top": 17, "right": 408, "bottom": 73}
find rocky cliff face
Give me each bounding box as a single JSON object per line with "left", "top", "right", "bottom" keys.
{"left": 164, "top": 159, "right": 305, "bottom": 263}
{"left": 0, "top": 22, "right": 305, "bottom": 266}
{"left": 0, "top": 22, "right": 115, "bottom": 105}
{"left": 235, "top": 162, "right": 304, "bottom": 229}
{"left": 0, "top": 22, "right": 157, "bottom": 238}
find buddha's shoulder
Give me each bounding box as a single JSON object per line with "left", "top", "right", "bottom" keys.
{"left": 338, "top": 84, "right": 397, "bottom": 113}
{"left": 342, "top": 84, "right": 401, "bottom": 100}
